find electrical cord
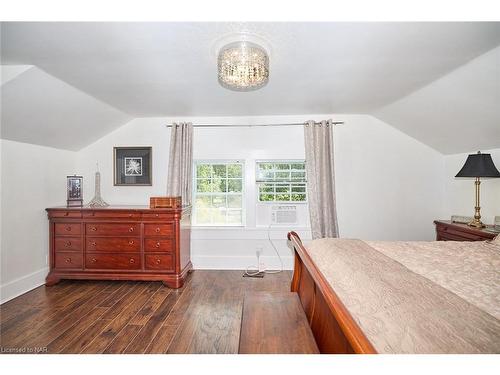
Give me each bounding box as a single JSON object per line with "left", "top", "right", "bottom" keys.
{"left": 244, "top": 224, "right": 284, "bottom": 276}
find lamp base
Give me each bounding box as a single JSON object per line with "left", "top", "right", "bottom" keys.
{"left": 468, "top": 218, "right": 485, "bottom": 228}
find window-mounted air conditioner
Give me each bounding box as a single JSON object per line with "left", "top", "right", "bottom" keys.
{"left": 271, "top": 205, "right": 297, "bottom": 224}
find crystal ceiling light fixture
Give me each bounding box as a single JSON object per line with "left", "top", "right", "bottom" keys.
{"left": 215, "top": 33, "right": 271, "bottom": 92}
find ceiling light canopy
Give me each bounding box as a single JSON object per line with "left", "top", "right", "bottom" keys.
{"left": 217, "top": 41, "right": 269, "bottom": 92}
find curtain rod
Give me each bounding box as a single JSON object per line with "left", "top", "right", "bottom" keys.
{"left": 165, "top": 121, "right": 344, "bottom": 128}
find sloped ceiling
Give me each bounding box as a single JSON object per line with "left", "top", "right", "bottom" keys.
{"left": 1, "top": 22, "right": 500, "bottom": 153}
{"left": 374, "top": 46, "right": 500, "bottom": 154}
{"left": 1, "top": 66, "right": 130, "bottom": 150}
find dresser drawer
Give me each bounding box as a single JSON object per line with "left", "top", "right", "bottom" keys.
{"left": 55, "top": 253, "right": 83, "bottom": 269}
{"left": 55, "top": 237, "right": 82, "bottom": 252}
{"left": 144, "top": 238, "right": 174, "bottom": 252}
{"left": 83, "top": 211, "right": 141, "bottom": 219}
{"left": 144, "top": 223, "right": 174, "bottom": 236}
{"left": 86, "top": 237, "right": 140, "bottom": 252}
{"left": 143, "top": 213, "right": 172, "bottom": 220}
{"left": 54, "top": 223, "right": 81, "bottom": 236}
{"left": 49, "top": 210, "right": 82, "bottom": 219}
{"left": 86, "top": 223, "right": 140, "bottom": 236}
{"left": 145, "top": 254, "right": 174, "bottom": 271}
{"left": 85, "top": 254, "right": 141, "bottom": 270}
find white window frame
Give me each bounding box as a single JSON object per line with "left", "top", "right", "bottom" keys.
{"left": 255, "top": 160, "right": 308, "bottom": 204}
{"left": 192, "top": 159, "right": 246, "bottom": 227}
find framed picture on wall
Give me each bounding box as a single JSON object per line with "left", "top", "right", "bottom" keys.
{"left": 113, "top": 146, "right": 152, "bottom": 186}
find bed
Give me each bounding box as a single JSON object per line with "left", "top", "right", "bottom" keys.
{"left": 287, "top": 231, "right": 500, "bottom": 354}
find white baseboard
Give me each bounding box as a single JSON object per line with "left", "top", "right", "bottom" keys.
{"left": 0, "top": 267, "right": 48, "bottom": 304}
{"left": 192, "top": 255, "right": 294, "bottom": 270}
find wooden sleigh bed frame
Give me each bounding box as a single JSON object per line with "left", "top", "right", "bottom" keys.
{"left": 287, "top": 231, "right": 377, "bottom": 354}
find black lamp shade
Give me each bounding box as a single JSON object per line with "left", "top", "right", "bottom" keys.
{"left": 455, "top": 152, "right": 500, "bottom": 178}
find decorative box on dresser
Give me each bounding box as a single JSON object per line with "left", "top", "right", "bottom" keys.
{"left": 45, "top": 204, "right": 192, "bottom": 288}
{"left": 434, "top": 220, "right": 497, "bottom": 241}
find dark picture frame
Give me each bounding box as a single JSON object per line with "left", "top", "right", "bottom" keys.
{"left": 113, "top": 146, "right": 152, "bottom": 186}
{"left": 67, "top": 175, "right": 83, "bottom": 207}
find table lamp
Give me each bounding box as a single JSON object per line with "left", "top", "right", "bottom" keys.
{"left": 455, "top": 151, "right": 500, "bottom": 228}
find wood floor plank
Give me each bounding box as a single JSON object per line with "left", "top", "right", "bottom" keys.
{"left": 144, "top": 325, "right": 179, "bottom": 353}
{"left": 21, "top": 282, "right": 117, "bottom": 348}
{"left": 0, "top": 271, "right": 293, "bottom": 354}
{"left": 123, "top": 277, "right": 195, "bottom": 354}
{"left": 46, "top": 307, "right": 109, "bottom": 353}
{"left": 102, "top": 325, "right": 142, "bottom": 354}
{"left": 80, "top": 282, "right": 158, "bottom": 353}
{"left": 128, "top": 287, "right": 171, "bottom": 326}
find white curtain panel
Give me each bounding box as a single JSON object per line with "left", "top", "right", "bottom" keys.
{"left": 167, "top": 122, "right": 193, "bottom": 205}
{"left": 304, "top": 120, "right": 339, "bottom": 239}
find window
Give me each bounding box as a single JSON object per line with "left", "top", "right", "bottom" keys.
{"left": 256, "top": 161, "right": 307, "bottom": 202}
{"left": 193, "top": 161, "right": 244, "bottom": 226}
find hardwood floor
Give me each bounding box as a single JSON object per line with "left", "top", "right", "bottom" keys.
{"left": 0, "top": 270, "right": 292, "bottom": 354}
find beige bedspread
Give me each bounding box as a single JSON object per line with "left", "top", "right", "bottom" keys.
{"left": 307, "top": 238, "right": 500, "bottom": 353}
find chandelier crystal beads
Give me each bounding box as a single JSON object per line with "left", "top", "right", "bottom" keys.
{"left": 217, "top": 41, "right": 269, "bottom": 91}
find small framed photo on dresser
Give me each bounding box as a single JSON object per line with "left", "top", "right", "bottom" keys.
{"left": 113, "top": 146, "right": 152, "bottom": 186}
{"left": 67, "top": 175, "right": 83, "bottom": 207}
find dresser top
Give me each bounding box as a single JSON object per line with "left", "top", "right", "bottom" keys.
{"left": 46, "top": 205, "right": 190, "bottom": 212}
{"left": 434, "top": 220, "right": 499, "bottom": 236}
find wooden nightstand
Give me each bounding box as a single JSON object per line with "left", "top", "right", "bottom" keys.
{"left": 434, "top": 220, "right": 498, "bottom": 241}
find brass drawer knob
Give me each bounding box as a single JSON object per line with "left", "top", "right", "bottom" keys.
{"left": 128, "top": 214, "right": 133, "bottom": 217}
{"left": 129, "top": 240, "right": 135, "bottom": 245}
{"left": 90, "top": 226, "right": 97, "bottom": 231}
{"left": 155, "top": 242, "right": 161, "bottom": 248}
{"left": 156, "top": 258, "right": 161, "bottom": 264}
{"left": 91, "top": 241, "right": 97, "bottom": 246}
{"left": 65, "top": 258, "right": 71, "bottom": 263}
{"left": 129, "top": 227, "right": 134, "bottom": 232}
{"left": 91, "top": 258, "right": 97, "bottom": 263}
{"left": 65, "top": 241, "right": 72, "bottom": 247}
{"left": 155, "top": 214, "right": 159, "bottom": 217}
{"left": 65, "top": 226, "right": 72, "bottom": 231}
{"left": 155, "top": 227, "right": 161, "bottom": 233}
{"left": 129, "top": 258, "right": 135, "bottom": 264}
{"left": 64, "top": 212, "right": 69, "bottom": 216}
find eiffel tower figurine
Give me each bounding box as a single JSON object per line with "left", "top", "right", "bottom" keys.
{"left": 88, "top": 162, "right": 109, "bottom": 207}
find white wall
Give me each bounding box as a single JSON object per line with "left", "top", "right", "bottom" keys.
{"left": 76, "top": 114, "right": 445, "bottom": 270}
{"left": 0, "top": 139, "right": 77, "bottom": 303}
{"left": 443, "top": 148, "right": 500, "bottom": 224}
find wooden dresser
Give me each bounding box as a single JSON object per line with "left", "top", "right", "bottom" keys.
{"left": 45, "top": 205, "right": 192, "bottom": 288}
{"left": 434, "top": 220, "right": 497, "bottom": 241}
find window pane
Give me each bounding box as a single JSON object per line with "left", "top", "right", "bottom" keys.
{"left": 291, "top": 184, "right": 306, "bottom": 193}
{"left": 195, "top": 207, "right": 211, "bottom": 224}
{"left": 211, "top": 195, "right": 226, "bottom": 208}
{"left": 291, "top": 171, "right": 306, "bottom": 180}
{"left": 212, "top": 164, "right": 227, "bottom": 178}
{"left": 228, "top": 179, "right": 242, "bottom": 192}
{"left": 227, "top": 164, "right": 242, "bottom": 178}
{"left": 291, "top": 163, "right": 305, "bottom": 170}
{"left": 291, "top": 194, "right": 306, "bottom": 201}
{"left": 259, "top": 193, "right": 274, "bottom": 201}
{"left": 211, "top": 208, "right": 226, "bottom": 225}
{"left": 275, "top": 184, "right": 289, "bottom": 193}
{"left": 276, "top": 163, "right": 290, "bottom": 170}
{"left": 227, "top": 195, "right": 242, "bottom": 208}
{"left": 275, "top": 171, "right": 290, "bottom": 180}
{"left": 256, "top": 161, "right": 306, "bottom": 202}
{"left": 276, "top": 194, "right": 291, "bottom": 201}
{"left": 227, "top": 210, "right": 242, "bottom": 224}
{"left": 195, "top": 195, "right": 211, "bottom": 207}
{"left": 196, "top": 164, "right": 211, "bottom": 178}
{"left": 259, "top": 184, "right": 274, "bottom": 193}
{"left": 196, "top": 179, "right": 212, "bottom": 192}
{"left": 212, "top": 178, "right": 227, "bottom": 193}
